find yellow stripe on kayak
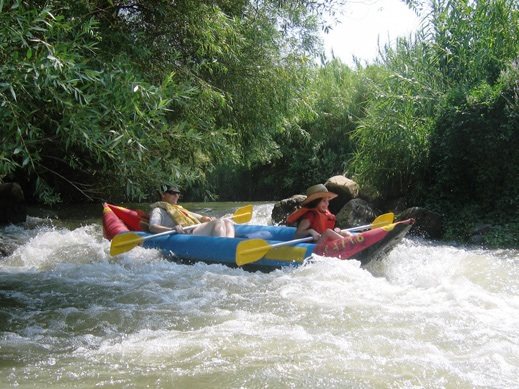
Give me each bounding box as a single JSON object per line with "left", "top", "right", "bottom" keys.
{"left": 265, "top": 246, "right": 307, "bottom": 262}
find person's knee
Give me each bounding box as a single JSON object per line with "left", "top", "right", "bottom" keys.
{"left": 226, "top": 223, "right": 235, "bottom": 237}
{"left": 204, "top": 218, "right": 235, "bottom": 237}
{"left": 217, "top": 219, "right": 234, "bottom": 237}
{"left": 212, "top": 219, "right": 224, "bottom": 229}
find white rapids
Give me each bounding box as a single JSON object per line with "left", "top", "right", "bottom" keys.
{"left": 0, "top": 203, "right": 518, "bottom": 388}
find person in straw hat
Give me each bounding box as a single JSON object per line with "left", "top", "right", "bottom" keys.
{"left": 286, "top": 184, "right": 352, "bottom": 243}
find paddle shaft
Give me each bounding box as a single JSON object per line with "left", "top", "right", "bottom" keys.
{"left": 269, "top": 236, "right": 313, "bottom": 247}
{"left": 242, "top": 223, "right": 379, "bottom": 252}
{"left": 139, "top": 223, "right": 198, "bottom": 243}
{"left": 269, "top": 215, "right": 395, "bottom": 247}
{"left": 345, "top": 219, "right": 392, "bottom": 233}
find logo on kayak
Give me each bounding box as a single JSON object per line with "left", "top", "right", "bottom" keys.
{"left": 316, "top": 234, "right": 367, "bottom": 258}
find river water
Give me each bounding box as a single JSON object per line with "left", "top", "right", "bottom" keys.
{"left": 0, "top": 202, "right": 518, "bottom": 388}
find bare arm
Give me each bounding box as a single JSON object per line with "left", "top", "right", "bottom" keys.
{"left": 148, "top": 208, "right": 185, "bottom": 234}
{"left": 295, "top": 218, "right": 320, "bottom": 241}
{"left": 188, "top": 210, "right": 214, "bottom": 222}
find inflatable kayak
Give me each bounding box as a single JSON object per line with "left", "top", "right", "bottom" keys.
{"left": 103, "top": 203, "right": 414, "bottom": 271}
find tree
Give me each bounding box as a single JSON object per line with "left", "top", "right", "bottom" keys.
{"left": 1, "top": 0, "right": 336, "bottom": 203}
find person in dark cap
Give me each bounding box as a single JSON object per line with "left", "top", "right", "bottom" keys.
{"left": 148, "top": 184, "right": 234, "bottom": 237}
{"left": 286, "top": 184, "right": 351, "bottom": 243}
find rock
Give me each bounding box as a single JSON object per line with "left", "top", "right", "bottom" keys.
{"left": 0, "top": 241, "right": 17, "bottom": 257}
{"left": 325, "top": 175, "right": 360, "bottom": 214}
{"left": 398, "top": 207, "right": 443, "bottom": 239}
{"left": 335, "top": 198, "right": 377, "bottom": 229}
{"left": 0, "top": 182, "right": 27, "bottom": 224}
{"left": 383, "top": 197, "right": 409, "bottom": 214}
{"left": 271, "top": 194, "right": 306, "bottom": 225}
{"left": 468, "top": 224, "right": 493, "bottom": 245}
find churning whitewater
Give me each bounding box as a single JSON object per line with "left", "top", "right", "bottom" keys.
{"left": 1, "top": 204, "right": 518, "bottom": 388}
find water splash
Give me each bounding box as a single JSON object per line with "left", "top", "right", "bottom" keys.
{"left": 1, "top": 203, "right": 518, "bottom": 387}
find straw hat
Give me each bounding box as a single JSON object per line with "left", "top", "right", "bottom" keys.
{"left": 302, "top": 184, "right": 337, "bottom": 206}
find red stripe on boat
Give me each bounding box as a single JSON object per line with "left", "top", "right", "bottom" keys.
{"left": 106, "top": 203, "right": 148, "bottom": 231}
{"left": 314, "top": 226, "right": 392, "bottom": 259}
{"left": 102, "top": 203, "right": 130, "bottom": 240}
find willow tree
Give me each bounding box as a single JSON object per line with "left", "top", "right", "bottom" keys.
{"left": 1, "top": 0, "right": 338, "bottom": 203}
{"left": 1, "top": 1, "right": 235, "bottom": 203}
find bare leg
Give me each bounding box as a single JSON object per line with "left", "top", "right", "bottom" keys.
{"left": 213, "top": 219, "right": 235, "bottom": 237}
{"left": 192, "top": 219, "right": 235, "bottom": 237}
{"left": 212, "top": 219, "right": 226, "bottom": 237}
{"left": 223, "top": 219, "right": 235, "bottom": 237}
{"left": 317, "top": 228, "right": 344, "bottom": 244}
{"left": 191, "top": 221, "right": 215, "bottom": 236}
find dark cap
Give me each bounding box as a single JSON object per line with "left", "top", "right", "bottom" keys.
{"left": 161, "top": 184, "right": 181, "bottom": 194}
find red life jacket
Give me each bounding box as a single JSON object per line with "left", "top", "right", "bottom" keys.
{"left": 286, "top": 207, "right": 336, "bottom": 233}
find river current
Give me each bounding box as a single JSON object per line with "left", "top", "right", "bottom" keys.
{"left": 0, "top": 203, "right": 518, "bottom": 388}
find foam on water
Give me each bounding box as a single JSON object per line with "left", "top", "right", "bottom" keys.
{"left": 1, "top": 204, "right": 518, "bottom": 387}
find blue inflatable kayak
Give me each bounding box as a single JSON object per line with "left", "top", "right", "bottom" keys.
{"left": 104, "top": 201, "right": 414, "bottom": 271}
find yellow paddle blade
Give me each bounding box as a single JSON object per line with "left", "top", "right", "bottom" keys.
{"left": 371, "top": 212, "right": 394, "bottom": 228}
{"left": 236, "top": 239, "right": 271, "bottom": 266}
{"left": 109, "top": 232, "right": 143, "bottom": 256}
{"left": 231, "top": 204, "right": 253, "bottom": 224}
{"left": 265, "top": 246, "right": 307, "bottom": 263}
{"left": 236, "top": 239, "right": 308, "bottom": 266}
{"left": 382, "top": 222, "right": 397, "bottom": 232}
{"left": 345, "top": 212, "right": 395, "bottom": 233}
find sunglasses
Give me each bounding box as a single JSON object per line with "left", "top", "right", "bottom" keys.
{"left": 165, "top": 190, "right": 181, "bottom": 195}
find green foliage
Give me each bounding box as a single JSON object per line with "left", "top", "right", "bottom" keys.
{"left": 1, "top": 1, "right": 226, "bottom": 204}
{"left": 484, "top": 221, "right": 519, "bottom": 248}
{"left": 428, "top": 64, "right": 519, "bottom": 213}
{"left": 350, "top": 42, "right": 438, "bottom": 200}
{"left": 440, "top": 203, "right": 484, "bottom": 242}
{"left": 352, "top": 0, "right": 518, "bottom": 197}
{"left": 440, "top": 203, "right": 519, "bottom": 249}
{"left": 218, "top": 59, "right": 377, "bottom": 200}
{"left": 425, "top": 0, "right": 519, "bottom": 86}
{"left": 1, "top": 0, "right": 332, "bottom": 204}
{"left": 347, "top": 0, "right": 518, "bottom": 246}
{"left": 2, "top": 0, "right": 518, "bottom": 250}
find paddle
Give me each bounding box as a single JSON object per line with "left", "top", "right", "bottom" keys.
{"left": 235, "top": 212, "right": 394, "bottom": 266}
{"left": 340, "top": 212, "right": 394, "bottom": 233}
{"left": 110, "top": 204, "right": 253, "bottom": 256}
